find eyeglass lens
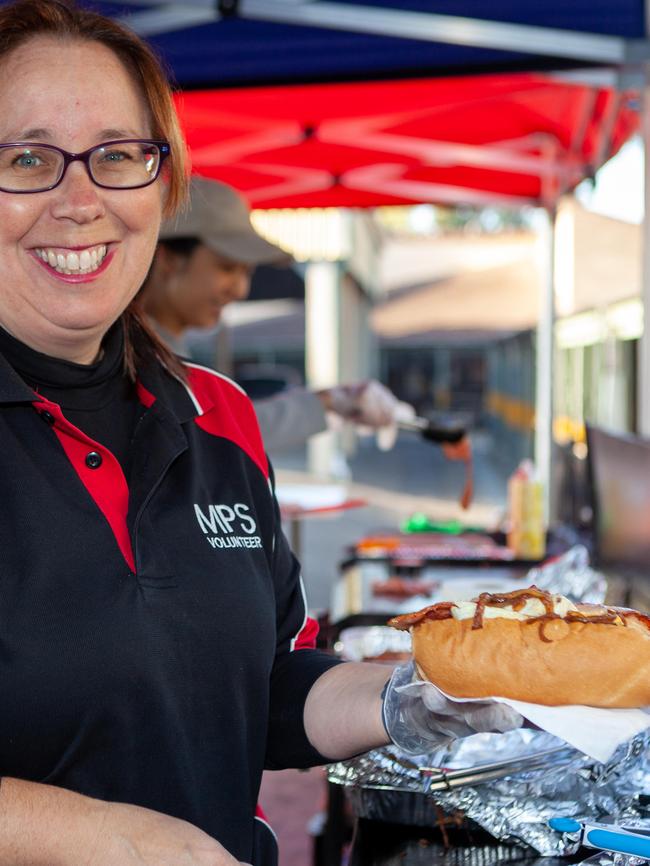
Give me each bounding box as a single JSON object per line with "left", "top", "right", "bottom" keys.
{"left": 0, "top": 141, "right": 162, "bottom": 191}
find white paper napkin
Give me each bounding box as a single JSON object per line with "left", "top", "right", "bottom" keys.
{"left": 440, "top": 689, "right": 650, "bottom": 763}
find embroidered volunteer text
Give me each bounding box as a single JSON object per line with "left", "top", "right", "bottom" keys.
{"left": 194, "top": 503, "right": 263, "bottom": 549}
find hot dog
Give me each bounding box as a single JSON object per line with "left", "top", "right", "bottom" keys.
{"left": 389, "top": 586, "right": 650, "bottom": 708}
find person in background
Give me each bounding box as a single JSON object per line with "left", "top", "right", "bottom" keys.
{"left": 141, "top": 176, "right": 413, "bottom": 453}
{"left": 0, "top": 1, "right": 522, "bottom": 864}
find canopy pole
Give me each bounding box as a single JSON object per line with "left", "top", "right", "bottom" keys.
{"left": 237, "top": 2, "right": 646, "bottom": 65}
{"left": 534, "top": 207, "right": 555, "bottom": 522}
{"left": 305, "top": 261, "right": 343, "bottom": 478}
{"left": 638, "top": 63, "right": 650, "bottom": 435}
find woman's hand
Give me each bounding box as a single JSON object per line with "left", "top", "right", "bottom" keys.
{"left": 0, "top": 778, "right": 247, "bottom": 866}
{"left": 86, "top": 800, "right": 245, "bottom": 866}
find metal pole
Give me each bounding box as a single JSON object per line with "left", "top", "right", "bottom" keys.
{"left": 638, "top": 62, "right": 650, "bottom": 434}
{"left": 533, "top": 207, "right": 555, "bottom": 522}
{"left": 239, "top": 1, "right": 640, "bottom": 64}
{"left": 305, "top": 261, "right": 342, "bottom": 478}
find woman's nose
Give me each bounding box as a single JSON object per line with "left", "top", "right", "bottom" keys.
{"left": 49, "top": 161, "right": 105, "bottom": 223}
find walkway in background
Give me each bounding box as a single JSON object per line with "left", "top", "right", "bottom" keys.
{"left": 274, "top": 429, "right": 508, "bottom": 611}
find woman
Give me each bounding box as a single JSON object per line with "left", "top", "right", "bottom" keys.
{"left": 0, "top": 2, "right": 519, "bottom": 864}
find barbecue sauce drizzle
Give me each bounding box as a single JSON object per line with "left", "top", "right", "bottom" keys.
{"left": 389, "top": 586, "right": 630, "bottom": 634}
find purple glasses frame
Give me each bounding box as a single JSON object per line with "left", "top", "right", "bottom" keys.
{"left": 0, "top": 139, "right": 171, "bottom": 193}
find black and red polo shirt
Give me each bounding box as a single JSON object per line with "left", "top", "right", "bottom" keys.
{"left": 0, "top": 326, "right": 340, "bottom": 864}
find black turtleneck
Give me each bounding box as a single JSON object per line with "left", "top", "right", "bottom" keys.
{"left": 0, "top": 323, "right": 145, "bottom": 476}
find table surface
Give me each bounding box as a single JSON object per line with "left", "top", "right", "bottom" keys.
{"left": 276, "top": 483, "right": 366, "bottom": 517}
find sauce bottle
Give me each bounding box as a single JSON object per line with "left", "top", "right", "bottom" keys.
{"left": 507, "top": 460, "right": 546, "bottom": 560}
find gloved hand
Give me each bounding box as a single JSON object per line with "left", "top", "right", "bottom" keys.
{"left": 381, "top": 661, "right": 524, "bottom": 754}
{"left": 321, "top": 380, "right": 415, "bottom": 450}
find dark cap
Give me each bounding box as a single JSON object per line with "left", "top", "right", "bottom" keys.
{"left": 160, "top": 176, "right": 291, "bottom": 266}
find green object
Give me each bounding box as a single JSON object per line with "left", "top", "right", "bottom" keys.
{"left": 402, "top": 514, "right": 461, "bottom": 534}
{"left": 401, "top": 513, "right": 485, "bottom": 534}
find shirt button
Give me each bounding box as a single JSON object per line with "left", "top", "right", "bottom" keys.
{"left": 41, "top": 411, "right": 55, "bottom": 425}
{"left": 85, "top": 451, "right": 103, "bottom": 469}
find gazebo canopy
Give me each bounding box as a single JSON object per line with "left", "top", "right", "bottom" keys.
{"left": 2, "top": 0, "right": 645, "bottom": 208}
{"left": 176, "top": 73, "right": 639, "bottom": 209}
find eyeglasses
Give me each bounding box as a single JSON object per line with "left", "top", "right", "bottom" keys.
{"left": 0, "top": 139, "right": 170, "bottom": 193}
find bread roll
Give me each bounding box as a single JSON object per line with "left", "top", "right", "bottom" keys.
{"left": 389, "top": 586, "right": 650, "bottom": 708}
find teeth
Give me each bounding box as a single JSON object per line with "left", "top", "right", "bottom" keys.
{"left": 36, "top": 244, "right": 107, "bottom": 275}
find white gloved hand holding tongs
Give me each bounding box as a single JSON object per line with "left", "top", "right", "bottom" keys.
{"left": 321, "top": 380, "right": 415, "bottom": 450}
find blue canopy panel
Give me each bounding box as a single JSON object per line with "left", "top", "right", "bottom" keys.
{"left": 76, "top": 1, "right": 646, "bottom": 89}
{"left": 334, "top": 0, "right": 645, "bottom": 36}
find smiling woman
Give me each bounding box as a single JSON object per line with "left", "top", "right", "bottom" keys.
{"left": 0, "top": 2, "right": 522, "bottom": 863}
{"left": 0, "top": 2, "right": 408, "bottom": 866}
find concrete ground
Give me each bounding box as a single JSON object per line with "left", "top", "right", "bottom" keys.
{"left": 260, "top": 429, "right": 509, "bottom": 865}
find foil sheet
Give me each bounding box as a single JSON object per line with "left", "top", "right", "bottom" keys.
{"left": 582, "top": 854, "right": 650, "bottom": 866}
{"left": 525, "top": 544, "right": 606, "bottom": 604}
{"left": 328, "top": 729, "right": 650, "bottom": 856}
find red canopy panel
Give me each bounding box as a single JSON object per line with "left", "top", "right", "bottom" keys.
{"left": 176, "top": 72, "right": 639, "bottom": 209}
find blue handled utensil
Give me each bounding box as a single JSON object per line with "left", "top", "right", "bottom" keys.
{"left": 549, "top": 817, "right": 650, "bottom": 861}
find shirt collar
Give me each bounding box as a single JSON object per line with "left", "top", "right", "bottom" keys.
{"left": 135, "top": 357, "right": 204, "bottom": 425}
{"left": 0, "top": 340, "right": 201, "bottom": 426}
{"left": 0, "top": 350, "right": 41, "bottom": 404}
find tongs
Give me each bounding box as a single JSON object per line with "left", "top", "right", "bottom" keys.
{"left": 398, "top": 416, "right": 466, "bottom": 444}
{"left": 399, "top": 743, "right": 574, "bottom": 791}
{"left": 398, "top": 416, "right": 473, "bottom": 510}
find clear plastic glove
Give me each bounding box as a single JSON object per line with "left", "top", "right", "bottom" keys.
{"left": 381, "top": 661, "right": 525, "bottom": 754}
{"left": 322, "top": 380, "right": 415, "bottom": 450}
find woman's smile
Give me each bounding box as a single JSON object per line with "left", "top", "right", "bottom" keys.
{"left": 30, "top": 242, "right": 115, "bottom": 284}
{"left": 33, "top": 243, "right": 109, "bottom": 275}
